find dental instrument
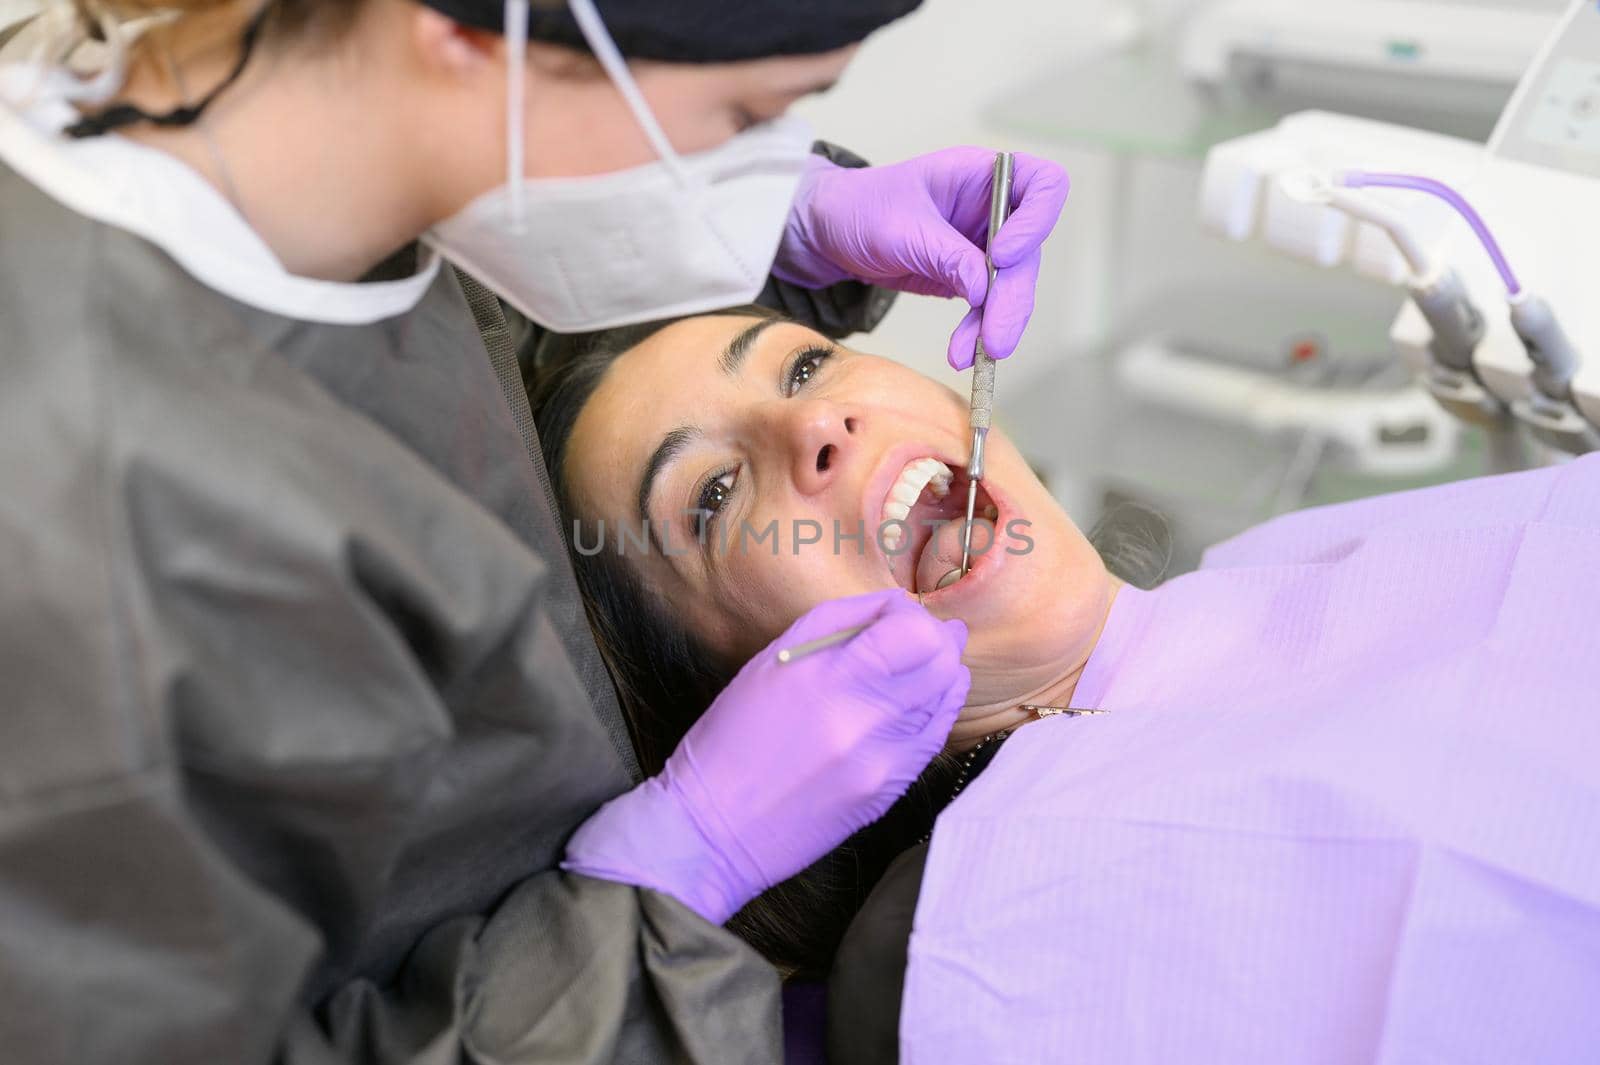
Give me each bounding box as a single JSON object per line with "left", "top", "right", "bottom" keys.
{"left": 961, "top": 151, "right": 1015, "bottom": 578}
{"left": 776, "top": 623, "right": 869, "bottom": 664}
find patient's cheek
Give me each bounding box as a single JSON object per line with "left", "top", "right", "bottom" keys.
{"left": 714, "top": 541, "right": 898, "bottom": 659}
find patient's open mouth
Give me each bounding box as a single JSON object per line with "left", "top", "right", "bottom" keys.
{"left": 877, "top": 457, "right": 1000, "bottom": 596}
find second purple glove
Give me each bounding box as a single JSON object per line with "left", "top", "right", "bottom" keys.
{"left": 774, "top": 146, "right": 1070, "bottom": 370}
{"left": 563, "top": 589, "right": 970, "bottom": 925}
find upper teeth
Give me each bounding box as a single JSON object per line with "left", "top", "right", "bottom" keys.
{"left": 881, "top": 458, "right": 952, "bottom": 552}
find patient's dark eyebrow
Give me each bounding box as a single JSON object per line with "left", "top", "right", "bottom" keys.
{"left": 638, "top": 426, "right": 700, "bottom": 529}
{"left": 720, "top": 318, "right": 781, "bottom": 377}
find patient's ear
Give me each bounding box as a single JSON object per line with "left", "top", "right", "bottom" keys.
{"left": 408, "top": 7, "right": 500, "bottom": 83}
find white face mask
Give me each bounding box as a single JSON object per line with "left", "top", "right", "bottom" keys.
{"left": 425, "top": 0, "right": 815, "bottom": 333}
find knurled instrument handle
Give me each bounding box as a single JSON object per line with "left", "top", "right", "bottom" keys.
{"left": 969, "top": 343, "right": 995, "bottom": 429}
{"left": 968, "top": 152, "right": 1013, "bottom": 434}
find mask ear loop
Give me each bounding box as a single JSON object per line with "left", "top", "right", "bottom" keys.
{"left": 29, "top": 3, "right": 130, "bottom": 105}
{"left": 504, "top": 0, "right": 530, "bottom": 234}
{"left": 564, "top": 0, "right": 691, "bottom": 188}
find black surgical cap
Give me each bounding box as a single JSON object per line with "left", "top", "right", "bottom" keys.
{"left": 417, "top": 0, "right": 924, "bottom": 62}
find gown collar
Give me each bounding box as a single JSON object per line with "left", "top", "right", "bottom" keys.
{"left": 0, "top": 63, "right": 441, "bottom": 325}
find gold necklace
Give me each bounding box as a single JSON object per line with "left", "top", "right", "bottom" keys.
{"left": 1021, "top": 704, "right": 1108, "bottom": 719}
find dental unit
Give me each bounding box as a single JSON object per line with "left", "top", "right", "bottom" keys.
{"left": 1198, "top": 0, "right": 1600, "bottom": 468}
{"left": 1334, "top": 169, "right": 1597, "bottom": 454}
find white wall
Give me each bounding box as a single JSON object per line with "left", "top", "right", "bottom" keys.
{"left": 0, "top": 2, "right": 39, "bottom": 28}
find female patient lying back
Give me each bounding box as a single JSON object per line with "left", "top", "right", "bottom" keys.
{"left": 531, "top": 305, "right": 1145, "bottom": 969}
{"left": 533, "top": 307, "right": 1600, "bottom": 1062}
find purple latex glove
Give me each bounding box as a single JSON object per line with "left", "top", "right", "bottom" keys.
{"left": 563, "top": 589, "right": 970, "bottom": 925}
{"left": 774, "top": 147, "right": 1070, "bottom": 370}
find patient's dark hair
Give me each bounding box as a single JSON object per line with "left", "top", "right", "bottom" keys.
{"left": 530, "top": 308, "right": 1167, "bottom": 975}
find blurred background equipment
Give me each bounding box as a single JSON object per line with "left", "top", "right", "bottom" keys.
{"left": 1182, "top": 0, "right": 1559, "bottom": 140}
{"left": 1202, "top": 1, "right": 1600, "bottom": 469}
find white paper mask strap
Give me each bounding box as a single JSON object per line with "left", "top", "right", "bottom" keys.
{"left": 504, "top": 0, "right": 530, "bottom": 231}
{"left": 566, "top": 0, "right": 690, "bottom": 185}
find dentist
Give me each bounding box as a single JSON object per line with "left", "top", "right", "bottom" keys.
{"left": 0, "top": 1, "right": 1067, "bottom": 1061}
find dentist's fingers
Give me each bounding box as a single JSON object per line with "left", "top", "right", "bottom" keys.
{"left": 900, "top": 219, "right": 990, "bottom": 304}
{"left": 978, "top": 247, "right": 1043, "bottom": 361}
{"left": 990, "top": 152, "right": 1070, "bottom": 269}
{"left": 843, "top": 601, "right": 968, "bottom": 679}
{"left": 948, "top": 303, "right": 984, "bottom": 371}
{"left": 923, "top": 654, "right": 974, "bottom": 734}
{"left": 945, "top": 245, "right": 1042, "bottom": 366}
{"left": 861, "top": 625, "right": 971, "bottom": 734}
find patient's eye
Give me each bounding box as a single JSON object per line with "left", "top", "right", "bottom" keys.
{"left": 784, "top": 345, "right": 835, "bottom": 396}
{"left": 693, "top": 465, "right": 738, "bottom": 538}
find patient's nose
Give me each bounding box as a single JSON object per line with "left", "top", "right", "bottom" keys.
{"left": 784, "top": 399, "right": 858, "bottom": 497}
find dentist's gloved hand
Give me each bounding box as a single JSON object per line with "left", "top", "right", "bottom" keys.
{"left": 564, "top": 589, "right": 969, "bottom": 925}
{"left": 773, "top": 147, "right": 1070, "bottom": 370}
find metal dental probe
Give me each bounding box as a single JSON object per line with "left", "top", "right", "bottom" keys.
{"left": 776, "top": 592, "right": 936, "bottom": 665}
{"left": 961, "top": 151, "right": 1015, "bottom": 579}
{"left": 775, "top": 624, "right": 869, "bottom": 664}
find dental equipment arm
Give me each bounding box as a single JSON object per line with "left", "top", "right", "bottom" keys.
{"left": 961, "top": 152, "right": 1014, "bottom": 578}
{"left": 1332, "top": 170, "right": 1595, "bottom": 452}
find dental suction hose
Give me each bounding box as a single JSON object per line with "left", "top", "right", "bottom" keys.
{"left": 1336, "top": 171, "right": 1522, "bottom": 297}
{"left": 1284, "top": 169, "right": 1488, "bottom": 375}
{"left": 1328, "top": 172, "right": 1587, "bottom": 401}
{"left": 1310, "top": 173, "right": 1486, "bottom": 374}
{"left": 1330, "top": 170, "right": 1592, "bottom": 451}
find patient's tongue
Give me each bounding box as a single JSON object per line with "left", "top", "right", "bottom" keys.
{"left": 916, "top": 517, "right": 997, "bottom": 593}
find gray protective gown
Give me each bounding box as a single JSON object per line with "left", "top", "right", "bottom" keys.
{"left": 0, "top": 162, "right": 780, "bottom": 1063}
